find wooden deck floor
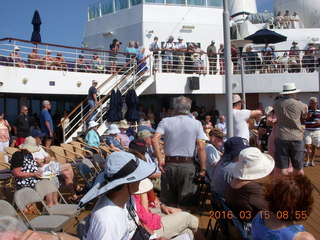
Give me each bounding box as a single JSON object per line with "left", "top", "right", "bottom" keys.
{"left": 1, "top": 160, "right": 319, "bottom": 239}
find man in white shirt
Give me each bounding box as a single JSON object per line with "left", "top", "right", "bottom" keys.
{"left": 205, "top": 129, "right": 224, "bottom": 181}
{"left": 162, "top": 36, "right": 175, "bottom": 73}
{"left": 232, "top": 94, "right": 262, "bottom": 142}
{"left": 174, "top": 36, "right": 187, "bottom": 73}
{"left": 79, "top": 152, "right": 156, "bottom": 240}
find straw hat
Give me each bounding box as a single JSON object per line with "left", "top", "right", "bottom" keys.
{"left": 19, "top": 136, "right": 40, "bottom": 153}
{"left": 279, "top": 83, "right": 300, "bottom": 95}
{"left": 118, "top": 119, "right": 129, "bottom": 129}
{"left": 135, "top": 178, "right": 153, "bottom": 195}
{"left": 232, "top": 147, "right": 274, "bottom": 180}
{"left": 106, "top": 124, "right": 120, "bottom": 135}
{"left": 137, "top": 130, "right": 152, "bottom": 140}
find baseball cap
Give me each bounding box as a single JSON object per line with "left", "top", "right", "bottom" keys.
{"left": 221, "top": 137, "right": 249, "bottom": 162}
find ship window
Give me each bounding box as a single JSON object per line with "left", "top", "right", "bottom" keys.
{"left": 144, "top": 0, "right": 165, "bottom": 3}
{"left": 187, "top": 0, "right": 205, "bottom": 6}
{"left": 207, "top": 0, "right": 223, "bottom": 7}
{"left": 5, "top": 98, "right": 19, "bottom": 123}
{"left": 88, "top": 4, "right": 101, "bottom": 20}
{"left": 115, "top": 0, "right": 129, "bottom": 11}
{"left": 130, "top": 0, "right": 142, "bottom": 6}
{"left": 101, "top": 0, "right": 114, "bottom": 14}
{"left": 166, "top": 0, "right": 186, "bottom": 5}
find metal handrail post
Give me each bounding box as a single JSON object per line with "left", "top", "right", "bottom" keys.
{"left": 13, "top": 41, "right": 16, "bottom": 66}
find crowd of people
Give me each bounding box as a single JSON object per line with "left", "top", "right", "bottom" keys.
{"left": 274, "top": 10, "right": 303, "bottom": 29}
{"left": 0, "top": 86, "right": 318, "bottom": 239}
{"left": 4, "top": 39, "right": 319, "bottom": 78}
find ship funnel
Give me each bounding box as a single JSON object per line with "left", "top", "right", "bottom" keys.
{"left": 229, "top": 0, "right": 258, "bottom": 21}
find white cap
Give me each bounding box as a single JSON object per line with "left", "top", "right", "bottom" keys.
{"left": 14, "top": 46, "right": 20, "bottom": 51}
{"left": 178, "top": 36, "right": 183, "bottom": 40}
{"left": 92, "top": 80, "right": 98, "bottom": 84}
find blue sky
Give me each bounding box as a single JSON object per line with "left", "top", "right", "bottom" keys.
{"left": 0, "top": 0, "right": 273, "bottom": 48}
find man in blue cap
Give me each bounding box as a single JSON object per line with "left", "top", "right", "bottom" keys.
{"left": 210, "top": 137, "right": 249, "bottom": 198}
{"left": 79, "top": 152, "right": 156, "bottom": 240}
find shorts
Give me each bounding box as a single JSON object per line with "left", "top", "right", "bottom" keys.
{"left": 163, "top": 55, "right": 173, "bottom": 64}
{"left": 274, "top": 138, "right": 304, "bottom": 170}
{"left": 109, "top": 56, "right": 117, "bottom": 63}
{"left": 304, "top": 130, "right": 320, "bottom": 147}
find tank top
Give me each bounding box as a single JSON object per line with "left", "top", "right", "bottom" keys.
{"left": 251, "top": 211, "right": 305, "bottom": 240}
{"left": 0, "top": 120, "right": 10, "bottom": 142}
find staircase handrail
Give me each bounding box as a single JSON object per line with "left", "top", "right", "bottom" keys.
{"left": 81, "top": 55, "right": 151, "bottom": 124}
{"left": 58, "top": 56, "right": 137, "bottom": 127}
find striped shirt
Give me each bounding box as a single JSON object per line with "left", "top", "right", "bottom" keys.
{"left": 303, "top": 108, "right": 320, "bottom": 130}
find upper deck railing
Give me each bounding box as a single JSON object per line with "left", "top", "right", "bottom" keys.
{"left": 87, "top": 0, "right": 223, "bottom": 20}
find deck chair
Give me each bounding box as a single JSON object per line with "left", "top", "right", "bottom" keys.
{"left": 76, "top": 138, "right": 103, "bottom": 157}
{"left": 67, "top": 142, "right": 94, "bottom": 159}
{"left": 50, "top": 146, "right": 77, "bottom": 165}
{"left": 4, "top": 147, "right": 19, "bottom": 160}
{"left": 61, "top": 143, "right": 101, "bottom": 172}
{"left": 35, "top": 180, "right": 82, "bottom": 220}
{"left": 76, "top": 163, "right": 96, "bottom": 193}
{"left": 0, "top": 162, "right": 13, "bottom": 190}
{"left": 0, "top": 200, "right": 25, "bottom": 224}
{"left": 42, "top": 146, "right": 56, "bottom": 160}
{"left": 0, "top": 151, "right": 9, "bottom": 164}
{"left": 217, "top": 195, "right": 250, "bottom": 240}
{"left": 14, "top": 187, "right": 70, "bottom": 232}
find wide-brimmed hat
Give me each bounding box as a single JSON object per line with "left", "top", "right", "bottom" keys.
{"left": 232, "top": 94, "right": 242, "bottom": 104}
{"left": 135, "top": 178, "right": 153, "bottom": 195}
{"left": 118, "top": 119, "right": 129, "bottom": 129}
{"left": 19, "top": 136, "right": 40, "bottom": 153}
{"left": 30, "top": 129, "right": 46, "bottom": 138}
{"left": 107, "top": 124, "right": 120, "bottom": 135}
{"left": 232, "top": 147, "right": 275, "bottom": 180}
{"left": 88, "top": 120, "right": 99, "bottom": 129}
{"left": 129, "top": 139, "right": 147, "bottom": 153}
{"left": 221, "top": 137, "right": 249, "bottom": 162}
{"left": 138, "top": 130, "right": 152, "bottom": 140}
{"left": 138, "top": 125, "right": 155, "bottom": 133}
{"left": 79, "top": 152, "right": 156, "bottom": 208}
{"left": 280, "top": 83, "right": 300, "bottom": 95}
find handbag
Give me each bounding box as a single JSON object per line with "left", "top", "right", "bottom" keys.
{"left": 128, "top": 198, "right": 151, "bottom": 240}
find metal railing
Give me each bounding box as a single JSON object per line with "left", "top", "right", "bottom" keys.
{"left": 61, "top": 55, "right": 152, "bottom": 142}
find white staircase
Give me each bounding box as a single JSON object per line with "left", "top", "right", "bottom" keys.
{"left": 61, "top": 56, "right": 154, "bottom": 143}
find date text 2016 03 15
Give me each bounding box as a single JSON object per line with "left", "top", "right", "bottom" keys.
{"left": 209, "top": 210, "right": 308, "bottom": 220}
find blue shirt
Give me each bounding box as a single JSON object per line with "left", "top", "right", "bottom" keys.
{"left": 106, "top": 136, "right": 124, "bottom": 150}
{"left": 40, "top": 109, "right": 53, "bottom": 134}
{"left": 85, "top": 129, "right": 100, "bottom": 148}
{"left": 125, "top": 47, "right": 137, "bottom": 62}
{"left": 251, "top": 211, "right": 305, "bottom": 240}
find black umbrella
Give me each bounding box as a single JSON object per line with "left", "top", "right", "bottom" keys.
{"left": 107, "top": 90, "right": 119, "bottom": 122}
{"left": 125, "top": 89, "right": 139, "bottom": 121}
{"left": 31, "top": 9, "right": 42, "bottom": 43}
{"left": 244, "top": 29, "right": 287, "bottom": 44}
{"left": 116, "top": 89, "right": 123, "bottom": 121}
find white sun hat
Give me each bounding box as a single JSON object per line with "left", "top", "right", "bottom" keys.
{"left": 232, "top": 147, "right": 275, "bottom": 180}
{"left": 88, "top": 120, "right": 99, "bottom": 129}
{"left": 135, "top": 178, "right": 153, "bottom": 195}
{"left": 279, "top": 82, "right": 300, "bottom": 95}
{"left": 107, "top": 124, "right": 120, "bottom": 135}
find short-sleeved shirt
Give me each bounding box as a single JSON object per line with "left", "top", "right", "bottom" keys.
{"left": 273, "top": 97, "right": 307, "bottom": 141}
{"left": 13, "top": 114, "right": 29, "bottom": 138}
{"left": 226, "top": 182, "right": 267, "bottom": 222}
{"left": 11, "top": 151, "right": 40, "bottom": 189}
{"left": 155, "top": 115, "right": 205, "bottom": 157}
{"left": 109, "top": 44, "right": 118, "bottom": 57}
{"left": 302, "top": 107, "right": 320, "bottom": 131}
{"left": 88, "top": 86, "right": 97, "bottom": 101}
{"left": 205, "top": 143, "right": 220, "bottom": 181}
{"left": 233, "top": 109, "right": 251, "bottom": 141}
{"left": 210, "top": 159, "right": 236, "bottom": 198}
{"left": 106, "top": 136, "right": 124, "bottom": 150}
{"left": 85, "top": 195, "right": 137, "bottom": 240}
{"left": 40, "top": 109, "right": 53, "bottom": 134}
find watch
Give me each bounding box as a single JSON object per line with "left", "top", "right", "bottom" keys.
{"left": 200, "top": 169, "right": 207, "bottom": 172}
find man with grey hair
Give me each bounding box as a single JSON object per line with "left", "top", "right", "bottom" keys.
{"left": 0, "top": 216, "right": 78, "bottom": 240}
{"left": 302, "top": 96, "right": 320, "bottom": 167}
{"left": 40, "top": 100, "right": 54, "bottom": 147}
{"left": 152, "top": 96, "right": 206, "bottom": 207}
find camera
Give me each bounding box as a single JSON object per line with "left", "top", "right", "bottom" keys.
{"left": 119, "top": 42, "right": 122, "bottom": 45}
